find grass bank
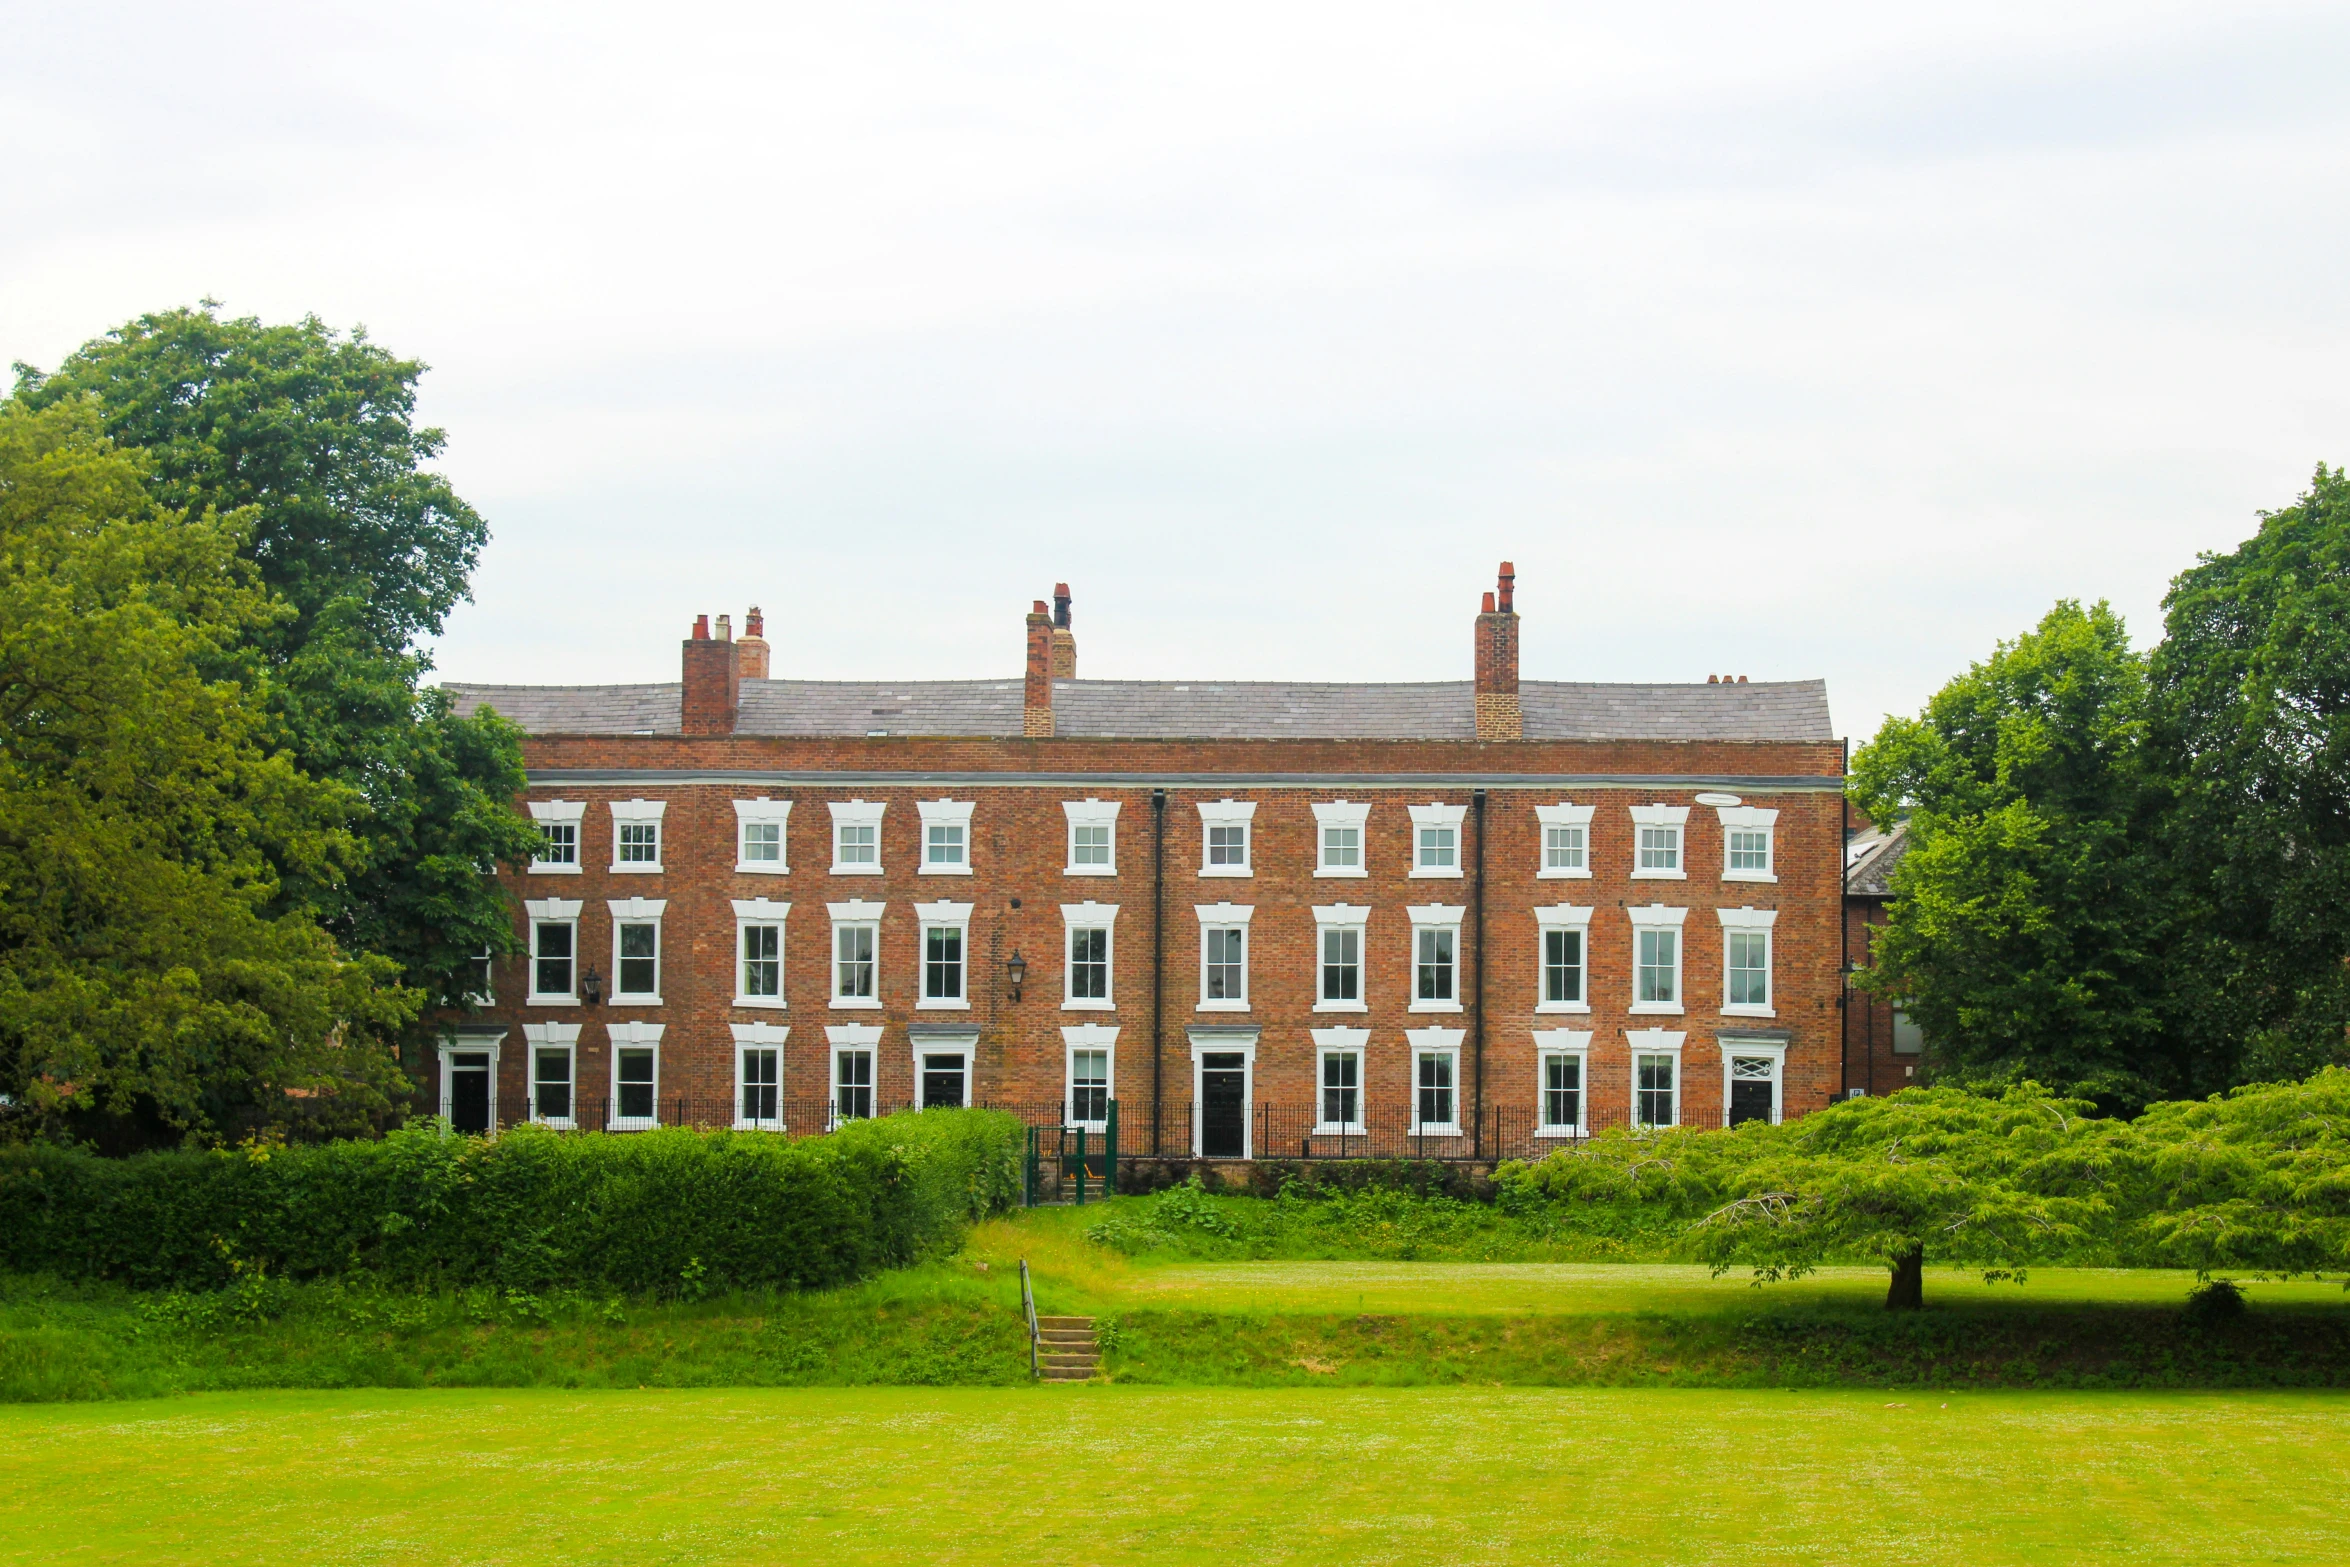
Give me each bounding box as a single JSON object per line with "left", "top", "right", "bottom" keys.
{"left": 6, "top": 1386, "right": 2349, "bottom": 1565}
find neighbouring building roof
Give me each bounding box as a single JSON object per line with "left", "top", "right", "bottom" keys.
{"left": 444, "top": 676, "right": 1836, "bottom": 744}
{"left": 1845, "top": 821, "right": 1910, "bottom": 897}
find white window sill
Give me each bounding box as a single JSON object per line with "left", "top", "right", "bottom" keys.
{"left": 1412, "top": 1123, "right": 1463, "bottom": 1138}
{"left": 1061, "top": 998, "right": 1116, "bottom": 1012}
{"left": 1536, "top": 866, "right": 1592, "bottom": 880}
{"left": 1630, "top": 868, "right": 1686, "bottom": 880}
{"left": 1198, "top": 865, "right": 1253, "bottom": 878}
{"left": 1063, "top": 864, "right": 1117, "bottom": 877}
{"left": 528, "top": 863, "right": 582, "bottom": 876}
{"left": 1409, "top": 867, "right": 1464, "bottom": 879}
{"left": 916, "top": 998, "right": 972, "bottom": 1011}
{"left": 1067, "top": 1119, "right": 1109, "bottom": 1134}
{"left": 609, "top": 863, "right": 665, "bottom": 875}
{"left": 830, "top": 997, "right": 882, "bottom": 1011}
{"left": 1314, "top": 866, "right": 1367, "bottom": 878}
{"left": 1535, "top": 1125, "right": 1583, "bottom": 1139}
{"left": 534, "top": 1117, "right": 577, "bottom": 1131}
{"left": 732, "top": 995, "right": 787, "bottom": 1010}
{"left": 526, "top": 994, "right": 578, "bottom": 1007}
{"left": 1315, "top": 1123, "right": 1368, "bottom": 1137}
{"left": 1409, "top": 999, "right": 1464, "bottom": 1014}
{"left": 734, "top": 861, "right": 789, "bottom": 876}
{"left": 1723, "top": 870, "right": 1778, "bottom": 884}
{"left": 1722, "top": 1004, "right": 1777, "bottom": 1018}
{"left": 919, "top": 864, "right": 972, "bottom": 876}
{"left": 609, "top": 995, "right": 663, "bottom": 1008}
{"left": 1196, "top": 999, "right": 1250, "bottom": 1013}
{"left": 735, "top": 1119, "right": 785, "bottom": 1133}
{"left": 1313, "top": 999, "right": 1368, "bottom": 1014}
{"left": 1535, "top": 1000, "right": 1591, "bottom": 1015}
{"left": 467, "top": 993, "right": 496, "bottom": 1008}
{"left": 608, "top": 1117, "right": 659, "bottom": 1133}
{"left": 829, "top": 863, "right": 883, "bottom": 876}
{"left": 1629, "top": 1001, "right": 1685, "bottom": 1015}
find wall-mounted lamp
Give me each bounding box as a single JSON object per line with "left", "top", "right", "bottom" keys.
{"left": 581, "top": 964, "right": 604, "bottom": 1007}
{"left": 1005, "top": 950, "right": 1027, "bottom": 1002}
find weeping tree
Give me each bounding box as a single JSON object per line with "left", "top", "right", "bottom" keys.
{"left": 1688, "top": 1084, "right": 2129, "bottom": 1308}
{"left": 2126, "top": 1066, "right": 2350, "bottom": 1279}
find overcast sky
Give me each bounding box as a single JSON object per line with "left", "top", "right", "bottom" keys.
{"left": 6, "top": 2, "right": 2346, "bottom": 740}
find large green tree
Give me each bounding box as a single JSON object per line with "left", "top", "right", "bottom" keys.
{"left": 2152, "top": 467, "right": 2350, "bottom": 1085}
{"left": 13, "top": 306, "right": 537, "bottom": 1044}
{"left": 0, "top": 400, "right": 415, "bottom": 1140}
{"left": 1849, "top": 601, "right": 2181, "bottom": 1104}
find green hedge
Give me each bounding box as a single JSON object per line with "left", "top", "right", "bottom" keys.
{"left": 0, "top": 1109, "right": 1023, "bottom": 1295}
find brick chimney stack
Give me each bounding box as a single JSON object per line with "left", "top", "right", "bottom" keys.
{"left": 1474, "top": 561, "right": 1522, "bottom": 741}
{"left": 681, "top": 611, "right": 741, "bottom": 735}
{"left": 1023, "top": 598, "right": 1055, "bottom": 737}
{"left": 1050, "top": 582, "right": 1077, "bottom": 679}
{"left": 737, "top": 604, "right": 770, "bottom": 680}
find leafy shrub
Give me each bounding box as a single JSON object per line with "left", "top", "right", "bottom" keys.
{"left": 0, "top": 1109, "right": 1022, "bottom": 1295}
{"left": 2183, "top": 1278, "right": 2248, "bottom": 1326}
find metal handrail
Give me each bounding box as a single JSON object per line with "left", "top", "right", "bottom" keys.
{"left": 1019, "top": 1257, "right": 1040, "bottom": 1380}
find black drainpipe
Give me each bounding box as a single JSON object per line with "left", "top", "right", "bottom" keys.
{"left": 1471, "top": 787, "right": 1488, "bottom": 1159}
{"left": 1151, "top": 786, "right": 1167, "bottom": 1157}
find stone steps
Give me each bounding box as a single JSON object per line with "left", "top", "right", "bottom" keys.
{"left": 1034, "top": 1315, "right": 1100, "bottom": 1382}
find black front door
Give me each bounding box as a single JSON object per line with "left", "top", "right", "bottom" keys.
{"left": 1200, "top": 1052, "right": 1246, "bottom": 1158}
{"left": 1728, "top": 1078, "right": 1773, "bottom": 1126}
{"left": 448, "top": 1052, "right": 491, "bottom": 1134}
{"left": 921, "top": 1053, "right": 966, "bottom": 1109}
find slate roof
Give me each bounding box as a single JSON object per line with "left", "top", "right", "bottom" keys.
{"left": 1846, "top": 821, "right": 1910, "bottom": 897}
{"left": 444, "top": 676, "right": 1835, "bottom": 744}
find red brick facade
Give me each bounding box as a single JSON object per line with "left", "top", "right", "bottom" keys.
{"left": 445, "top": 572, "right": 1849, "bottom": 1158}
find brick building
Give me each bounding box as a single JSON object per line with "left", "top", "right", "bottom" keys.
{"left": 1843, "top": 820, "right": 1922, "bottom": 1096}
{"left": 441, "top": 566, "right": 1846, "bottom": 1163}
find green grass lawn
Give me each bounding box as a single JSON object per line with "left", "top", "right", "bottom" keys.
{"left": 3, "top": 1386, "right": 2345, "bottom": 1565}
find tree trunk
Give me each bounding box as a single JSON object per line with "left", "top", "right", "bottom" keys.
{"left": 1886, "top": 1247, "right": 1925, "bottom": 1310}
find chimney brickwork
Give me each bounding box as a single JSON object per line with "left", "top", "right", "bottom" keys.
{"left": 1023, "top": 599, "right": 1055, "bottom": 737}
{"left": 737, "top": 604, "right": 770, "bottom": 680}
{"left": 680, "top": 613, "right": 741, "bottom": 735}
{"left": 1474, "top": 561, "right": 1522, "bottom": 741}
{"left": 1050, "top": 582, "right": 1077, "bottom": 679}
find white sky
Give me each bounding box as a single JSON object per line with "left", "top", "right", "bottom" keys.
{"left": 6, "top": 2, "right": 2346, "bottom": 740}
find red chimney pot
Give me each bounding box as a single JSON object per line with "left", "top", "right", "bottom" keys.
{"left": 692, "top": 614, "right": 710, "bottom": 639}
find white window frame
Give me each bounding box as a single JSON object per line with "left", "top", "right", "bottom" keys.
{"left": 1629, "top": 903, "right": 1688, "bottom": 1015}
{"left": 917, "top": 798, "right": 975, "bottom": 876}
{"left": 731, "top": 897, "right": 790, "bottom": 1009}
{"left": 1535, "top": 904, "right": 1594, "bottom": 1015}
{"left": 1629, "top": 804, "right": 1690, "bottom": 881}
{"left": 467, "top": 946, "right": 496, "bottom": 1007}
{"left": 1311, "top": 1025, "right": 1370, "bottom": 1134}
{"left": 1719, "top": 805, "right": 1779, "bottom": 884}
{"left": 910, "top": 1029, "right": 977, "bottom": 1109}
{"left": 436, "top": 1027, "right": 506, "bottom": 1132}
{"left": 733, "top": 797, "right": 792, "bottom": 875}
{"left": 1406, "top": 1026, "right": 1466, "bottom": 1136}
{"left": 1060, "top": 902, "right": 1118, "bottom": 1012}
{"left": 606, "top": 897, "right": 666, "bottom": 1006}
{"left": 827, "top": 1022, "right": 882, "bottom": 1124}
{"left": 1311, "top": 800, "right": 1371, "bottom": 878}
{"left": 1408, "top": 802, "right": 1467, "bottom": 879}
{"left": 523, "top": 1021, "right": 580, "bottom": 1129}
{"left": 1312, "top": 903, "right": 1370, "bottom": 1014}
{"left": 1062, "top": 797, "right": 1121, "bottom": 876}
{"left": 827, "top": 898, "right": 885, "bottom": 1009}
{"left": 1535, "top": 800, "right": 1595, "bottom": 880}
{"left": 914, "top": 900, "right": 974, "bottom": 1010}
{"left": 731, "top": 1021, "right": 789, "bottom": 1131}
{"left": 607, "top": 1019, "right": 665, "bottom": 1131}
{"left": 1195, "top": 901, "right": 1254, "bottom": 1012}
{"left": 1718, "top": 905, "right": 1778, "bottom": 1017}
{"left": 1628, "top": 1028, "right": 1685, "bottom": 1129}
{"left": 608, "top": 798, "right": 667, "bottom": 875}
{"left": 528, "top": 799, "right": 585, "bottom": 875}
{"left": 1719, "top": 1035, "right": 1787, "bottom": 1127}
{"left": 1197, "top": 798, "right": 1256, "bottom": 878}
{"left": 1533, "top": 1028, "right": 1593, "bottom": 1138}
{"left": 1408, "top": 904, "right": 1465, "bottom": 1014}
{"left": 828, "top": 799, "right": 886, "bottom": 876}
{"left": 525, "top": 897, "right": 582, "bottom": 1006}
{"left": 1063, "top": 1023, "right": 1119, "bottom": 1130}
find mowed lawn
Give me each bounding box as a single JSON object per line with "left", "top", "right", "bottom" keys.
{"left": 1094, "top": 1261, "right": 2350, "bottom": 1315}
{"left": 3, "top": 1387, "right": 2345, "bottom": 1566}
